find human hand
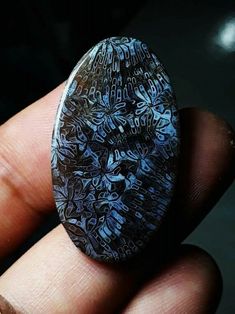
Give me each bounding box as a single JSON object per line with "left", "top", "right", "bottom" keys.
{"left": 0, "top": 84, "right": 234, "bottom": 313}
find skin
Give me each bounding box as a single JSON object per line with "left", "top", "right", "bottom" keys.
{"left": 0, "top": 84, "right": 234, "bottom": 313}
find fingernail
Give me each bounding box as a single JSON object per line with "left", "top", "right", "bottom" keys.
{"left": 0, "top": 295, "right": 17, "bottom": 314}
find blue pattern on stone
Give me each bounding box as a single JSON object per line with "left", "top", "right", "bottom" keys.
{"left": 51, "top": 37, "right": 180, "bottom": 262}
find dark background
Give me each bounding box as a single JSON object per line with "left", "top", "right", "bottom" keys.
{"left": 0, "top": 0, "right": 145, "bottom": 123}
{"left": 0, "top": 1, "right": 234, "bottom": 313}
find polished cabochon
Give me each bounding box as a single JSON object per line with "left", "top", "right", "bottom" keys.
{"left": 51, "top": 37, "right": 180, "bottom": 262}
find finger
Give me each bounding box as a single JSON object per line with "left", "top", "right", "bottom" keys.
{"left": 123, "top": 245, "right": 222, "bottom": 314}
{"left": 0, "top": 84, "right": 64, "bottom": 258}
{"left": 172, "top": 108, "right": 235, "bottom": 241}
{"left": 0, "top": 228, "right": 222, "bottom": 314}
{"left": 0, "top": 226, "right": 137, "bottom": 314}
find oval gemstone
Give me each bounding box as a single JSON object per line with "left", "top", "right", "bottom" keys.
{"left": 51, "top": 37, "right": 180, "bottom": 262}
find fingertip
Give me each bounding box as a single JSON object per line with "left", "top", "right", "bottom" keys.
{"left": 173, "top": 107, "right": 235, "bottom": 240}
{"left": 123, "top": 244, "right": 222, "bottom": 314}
{"left": 171, "top": 244, "right": 222, "bottom": 313}
{"left": 180, "top": 107, "right": 235, "bottom": 181}
{"left": 176, "top": 244, "right": 223, "bottom": 306}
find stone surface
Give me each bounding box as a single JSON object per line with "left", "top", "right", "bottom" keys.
{"left": 51, "top": 37, "right": 180, "bottom": 262}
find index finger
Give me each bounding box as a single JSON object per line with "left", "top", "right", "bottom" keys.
{"left": 0, "top": 84, "right": 63, "bottom": 258}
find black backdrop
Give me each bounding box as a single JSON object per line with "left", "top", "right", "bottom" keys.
{"left": 0, "top": 0, "right": 144, "bottom": 123}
